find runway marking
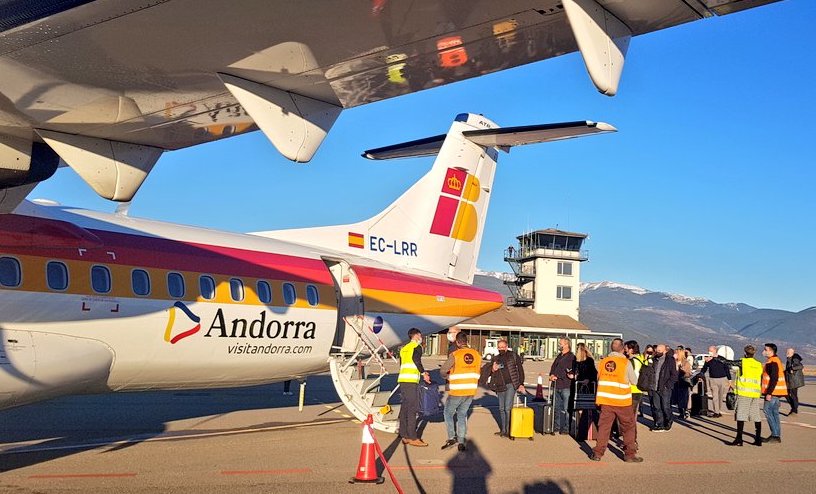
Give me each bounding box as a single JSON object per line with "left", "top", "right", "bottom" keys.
{"left": 778, "top": 459, "right": 816, "bottom": 463}
{"left": 221, "top": 468, "right": 312, "bottom": 475}
{"left": 537, "top": 462, "right": 606, "bottom": 468}
{"left": 29, "top": 473, "right": 137, "bottom": 479}
{"left": 780, "top": 421, "right": 816, "bottom": 429}
{"left": 665, "top": 461, "right": 730, "bottom": 465}
{"left": 0, "top": 418, "right": 351, "bottom": 456}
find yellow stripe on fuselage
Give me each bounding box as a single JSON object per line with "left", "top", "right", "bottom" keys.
{"left": 363, "top": 288, "right": 502, "bottom": 318}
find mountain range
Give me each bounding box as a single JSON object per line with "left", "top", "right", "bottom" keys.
{"left": 473, "top": 273, "right": 816, "bottom": 361}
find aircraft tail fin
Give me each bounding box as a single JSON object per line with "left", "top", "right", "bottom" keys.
{"left": 254, "top": 114, "right": 615, "bottom": 283}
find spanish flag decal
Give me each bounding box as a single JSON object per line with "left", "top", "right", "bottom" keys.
{"left": 348, "top": 232, "right": 365, "bottom": 249}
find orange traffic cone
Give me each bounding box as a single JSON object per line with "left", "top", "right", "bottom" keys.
{"left": 350, "top": 415, "right": 384, "bottom": 484}
{"left": 533, "top": 374, "right": 545, "bottom": 402}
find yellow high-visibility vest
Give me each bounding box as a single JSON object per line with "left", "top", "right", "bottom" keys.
{"left": 630, "top": 354, "right": 645, "bottom": 393}
{"left": 735, "top": 357, "right": 762, "bottom": 399}
{"left": 398, "top": 340, "right": 420, "bottom": 383}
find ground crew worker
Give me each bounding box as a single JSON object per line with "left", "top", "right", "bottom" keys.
{"left": 728, "top": 345, "right": 764, "bottom": 446}
{"left": 441, "top": 332, "right": 481, "bottom": 452}
{"left": 590, "top": 338, "right": 643, "bottom": 463}
{"left": 761, "top": 342, "right": 787, "bottom": 443}
{"left": 397, "top": 328, "right": 430, "bottom": 447}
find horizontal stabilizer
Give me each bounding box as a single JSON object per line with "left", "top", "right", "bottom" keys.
{"left": 462, "top": 121, "right": 616, "bottom": 148}
{"left": 362, "top": 121, "right": 615, "bottom": 160}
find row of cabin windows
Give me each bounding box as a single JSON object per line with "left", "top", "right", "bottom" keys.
{"left": 0, "top": 257, "right": 320, "bottom": 306}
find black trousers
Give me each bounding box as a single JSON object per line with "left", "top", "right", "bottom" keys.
{"left": 787, "top": 387, "right": 800, "bottom": 413}
{"left": 650, "top": 390, "right": 673, "bottom": 428}
{"left": 399, "top": 382, "right": 419, "bottom": 440}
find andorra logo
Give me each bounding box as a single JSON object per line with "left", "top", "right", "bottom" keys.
{"left": 164, "top": 301, "right": 201, "bottom": 344}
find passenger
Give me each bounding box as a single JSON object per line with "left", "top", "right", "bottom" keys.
{"left": 624, "top": 340, "right": 646, "bottom": 420}
{"left": 490, "top": 339, "right": 525, "bottom": 438}
{"left": 673, "top": 347, "right": 693, "bottom": 420}
{"left": 700, "top": 348, "right": 732, "bottom": 417}
{"left": 785, "top": 348, "right": 804, "bottom": 415}
{"left": 548, "top": 337, "right": 576, "bottom": 435}
{"left": 397, "top": 328, "right": 431, "bottom": 447}
{"left": 441, "top": 332, "right": 481, "bottom": 451}
{"left": 589, "top": 338, "right": 643, "bottom": 463}
{"left": 761, "top": 343, "right": 787, "bottom": 443}
{"left": 650, "top": 344, "right": 677, "bottom": 432}
{"left": 574, "top": 343, "right": 597, "bottom": 384}
{"left": 728, "top": 345, "right": 764, "bottom": 447}
{"left": 446, "top": 327, "right": 460, "bottom": 355}
{"left": 643, "top": 345, "right": 655, "bottom": 365}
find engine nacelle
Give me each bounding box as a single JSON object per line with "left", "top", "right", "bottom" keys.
{"left": 0, "top": 137, "right": 59, "bottom": 189}
{"left": 0, "top": 330, "right": 114, "bottom": 410}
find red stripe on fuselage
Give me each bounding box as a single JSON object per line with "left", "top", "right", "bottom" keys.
{"left": 353, "top": 265, "right": 503, "bottom": 303}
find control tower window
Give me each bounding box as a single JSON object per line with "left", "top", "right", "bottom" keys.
{"left": 557, "top": 262, "right": 573, "bottom": 276}
{"left": 556, "top": 285, "right": 572, "bottom": 300}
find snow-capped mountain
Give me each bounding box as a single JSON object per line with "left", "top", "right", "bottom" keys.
{"left": 473, "top": 272, "right": 815, "bottom": 359}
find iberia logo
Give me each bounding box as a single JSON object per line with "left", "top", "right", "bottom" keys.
{"left": 164, "top": 301, "right": 201, "bottom": 344}
{"left": 429, "top": 167, "right": 480, "bottom": 242}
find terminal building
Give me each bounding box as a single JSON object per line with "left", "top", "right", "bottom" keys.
{"left": 425, "top": 228, "right": 621, "bottom": 360}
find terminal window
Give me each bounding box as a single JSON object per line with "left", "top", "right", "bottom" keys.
{"left": 557, "top": 261, "right": 573, "bottom": 276}
{"left": 556, "top": 286, "right": 572, "bottom": 300}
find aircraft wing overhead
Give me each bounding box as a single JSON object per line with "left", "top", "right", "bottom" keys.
{"left": 0, "top": 0, "right": 782, "bottom": 207}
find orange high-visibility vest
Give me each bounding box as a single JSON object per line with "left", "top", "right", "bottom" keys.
{"left": 448, "top": 348, "right": 481, "bottom": 397}
{"left": 596, "top": 355, "right": 632, "bottom": 407}
{"left": 762, "top": 355, "right": 787, "bottom": 396}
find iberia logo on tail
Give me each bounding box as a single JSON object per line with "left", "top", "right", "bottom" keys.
{"left": 430, "top": 168, "right": 480, "bottom": 242}
{"left": 164, "top": 301, "right": 201, "bottom": 344}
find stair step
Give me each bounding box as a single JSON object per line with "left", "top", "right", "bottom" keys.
{"left": 371, "top": 391, "right": 392, "bottom": 407}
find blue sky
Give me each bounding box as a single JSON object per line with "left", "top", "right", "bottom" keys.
{"left": 33, "top": 0, "right": 814, "bottom": 312}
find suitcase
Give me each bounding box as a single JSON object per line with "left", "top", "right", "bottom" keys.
{"left": 571, "top": 381, "right": 597, "bottom": 438}
{"left": 535, "top": 382, "right": 555, "bottom": 435}
{"left": 418, "top": 382, "right": 443, "bottom": 417}
{"left": 690, "top": 379, "right": 707, "bottom": 417}
{"left": 510, "top": 395, "right": 534, "bottom": 441}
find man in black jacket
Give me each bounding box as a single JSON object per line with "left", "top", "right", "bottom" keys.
{"left": 490, "top": 339, "right": 526, "bottom": 437}
{"left": 649, "top": 344, "right": 678, "bottom": 432}
{"left": 785, "top": 348, "right": 805, "bottom": 415}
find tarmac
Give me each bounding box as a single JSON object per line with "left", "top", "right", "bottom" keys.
{"left": 0, "top": 359, "right": 814, "bottom": 494}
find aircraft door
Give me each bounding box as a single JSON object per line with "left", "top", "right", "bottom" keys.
{"left": 323, "top": 258, "right": 364, "bottom": 352}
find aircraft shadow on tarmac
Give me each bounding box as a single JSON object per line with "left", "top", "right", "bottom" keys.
{"left": 0, "top": 374, "right": 344, "bottom": 473}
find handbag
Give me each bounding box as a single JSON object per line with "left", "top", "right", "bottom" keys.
{"left": 725, "top": 391, "right": 737, "bottom": 411}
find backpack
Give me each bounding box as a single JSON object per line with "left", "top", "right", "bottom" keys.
{"left": 636, "top": 361, "right": 655, "bottom": 392}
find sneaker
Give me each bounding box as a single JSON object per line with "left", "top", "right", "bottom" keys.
{"left": 494, "top": 431, "right": 506, "bottom": 437}
{"left": 559, "top": 431, "right": 570, "bottom": 435}
{"left": 441, "top": 439, "right": 457, "bottom": 450}
{"left": 624, "top": 456, "right": 644, "bottom": 463}
{"left": 457, "top": 443, "right": 467, "bottom": 452}
{"left": 651, "top": 426, "right": 663, "bottom": 432}
{"left": 764, "top": 436, "right": 782, "bottom": 444}
{"left": 589, "top": 454, "right": 602, "bottom": 461}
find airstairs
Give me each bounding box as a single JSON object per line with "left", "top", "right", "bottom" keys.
{"left": 328, "top": 315, "right": 402, "bottom": 433}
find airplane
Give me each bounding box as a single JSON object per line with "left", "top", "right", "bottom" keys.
{"left": 0, "top": 0, "right": 780, "bottom": 214}
{"left": 0, "top": 113, "right": 615, "bottom": 431}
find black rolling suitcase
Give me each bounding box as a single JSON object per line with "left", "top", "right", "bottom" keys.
{"left": 571, "top": 381, "right": 597, "bottom": 439}
{"left": 536, "top": 382, "right": 555, "bottom": 434}
{"left": 690, "top": 378, "right": 708, "bottom": 417}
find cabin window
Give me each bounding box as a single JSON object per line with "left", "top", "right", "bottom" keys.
{"left": 91, "top": 265, "right": 111, "bottom": 293}
{"left": 283, "top": 282, "right": 297, "bottom": 305}
{"left": 257, "top": 280, "right": 272, "bottom": 304}
{"left": 0, "top": 257, "right": 21, "bottom": 287}
{"left": 132, "top": 269, "right": 150, "bottom": 296}
{"left": 199, "top": 275, "right": 215, "bottom": 300}
{"left": 46, "top": 261, "right": 69, "bottom": 291}
{"left": 306, "top": 284, "right": 319, "bottom": 307}
{"left": 230, "top": 278, "right": 244, "bottom": 302}
{"left": 556, "top": 285, "right": 572, "bottom": 300}
{"left": 167, "top": 272, "right": 185, "bottom": 298}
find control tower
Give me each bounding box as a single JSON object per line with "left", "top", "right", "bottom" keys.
{"left": 504, "top": 229, "right": 588, "bottom": 320}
